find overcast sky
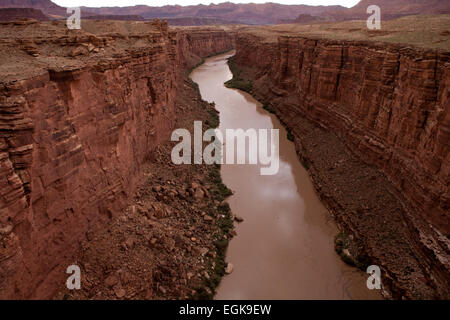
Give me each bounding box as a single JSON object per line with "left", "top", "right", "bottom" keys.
{"left": 52, "top": 1, "right": 361, "bottom": 9}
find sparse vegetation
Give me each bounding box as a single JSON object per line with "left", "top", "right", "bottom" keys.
{"left": 286, "top": 128, "right": 295, "bottom": 142}
{"left": 335, "top": 232, "right": 371, "bottom": 271}
{"left": 224, "top": 57, "right": 254, "bottom": 92}
{"left": 301, "top": 158, "right": 310, "bottom": 170}
{"left": 188, "top": 58, "right": 234, "bottom": 299}
{"left": 193, "top": 165, "right": 233, "bottom": 300}
{"left": 263, "top": 103, "right": 276, "bottom": 114}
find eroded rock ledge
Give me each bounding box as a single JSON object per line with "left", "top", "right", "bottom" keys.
{"left": 231, "top": 32, "right": 449, "bottom": 299}
{"left": 0, "top": 20, "right": 234, "bottom": 299}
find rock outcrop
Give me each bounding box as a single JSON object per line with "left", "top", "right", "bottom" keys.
{"left": 0, "top": 20, "right": 234, "bottom": 299}
{"left": 232, "top": 32, "right": 449, "bottom": 299}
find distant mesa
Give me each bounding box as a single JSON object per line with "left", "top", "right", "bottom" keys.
{"left": 84, "top": 15, "right": 145, "bottom": 21}
{"left": 0, "top": 0, "right": 449, "bottom": 25}
{"left": 324, "top": 0, "right": 450, "bottom": 21}
{"left": 0, "top": 7, "right": 49, "bottom": 21}
{"left": 166, "top": 17, "right": 240, "bottom": 26}
{"left": 0, "top": 0, "right": 347, "bottom": 24}
{"left": 278, "top": 14, "right": 325, "bottom": 25}
{"left": 0, "top": 0, "right": 66, "bottom": 17}
{"left": 79, "top": 2, "right": 346, "bottom": 25}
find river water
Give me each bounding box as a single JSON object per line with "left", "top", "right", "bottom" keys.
{"left": 190, "top": 51, "right": 381, "bottom": 300}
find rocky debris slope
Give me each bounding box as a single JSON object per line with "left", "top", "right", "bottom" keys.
{"left": 0, "top": 19, "right": 234, "bottom": 299}
{"left": 231, "top": 31, "right": 449, "bottom": 299}
{"left": 54, "top": 77, "right": 235, "bottom": 300}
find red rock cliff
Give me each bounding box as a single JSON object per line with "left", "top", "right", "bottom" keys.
{"left": 0, "top": 21, "right": 234, "bottom": 299}
{"left": 176, "top": 28, "right": 236, "bottom": 69}
{"left": 232, "top": 32, "right": 449, "bottom": 298}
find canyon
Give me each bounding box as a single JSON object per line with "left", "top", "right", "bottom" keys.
{"left": 228, "top": 28, "right": 449, "bottom": 299}
{"left": 192, "top": 52, "right": 381, "bottom": 300}
{"left": 0, "top": 13, "right": 448, "bottom": 299}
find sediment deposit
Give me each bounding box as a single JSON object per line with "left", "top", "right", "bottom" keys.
{"left": 230, "top": 31, "right": 449, "bottom": 299}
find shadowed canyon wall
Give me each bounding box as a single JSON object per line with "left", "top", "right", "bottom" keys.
{"left": 232, "top": 33, "right": 449, "bottom": 298}
{"left": 0, "top": 23, "right": 234, "bottom": 299}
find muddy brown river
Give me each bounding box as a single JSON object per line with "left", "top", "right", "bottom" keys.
{"left": 190, "top": 52, "right": 381, "bottom": 300}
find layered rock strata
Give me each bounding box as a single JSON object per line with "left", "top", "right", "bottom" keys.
{"left": 0, "top": 20, "right": 234, "bottom": 299}
{"left": 232, "top": 32, "right": 449, "bottom": 299}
